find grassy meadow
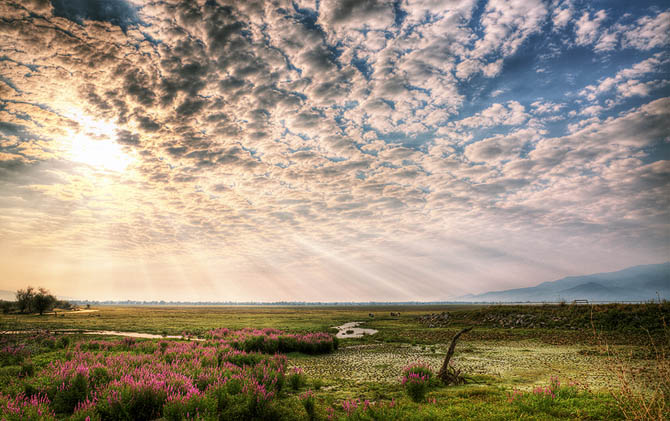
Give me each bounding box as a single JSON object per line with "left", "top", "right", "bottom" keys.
{"left": 0, "top": 303, "right": 667, "bottom": 420}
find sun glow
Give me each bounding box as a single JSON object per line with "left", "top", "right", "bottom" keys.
{"left": 65, "top": 111, "right": 135, "bottom": 172}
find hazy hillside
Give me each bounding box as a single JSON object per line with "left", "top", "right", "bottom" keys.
{"left": 0, "top": 290, "right": 14, "bottom": 301}
{"left": 459, "top": 263, "right": 670, "bottom": 302}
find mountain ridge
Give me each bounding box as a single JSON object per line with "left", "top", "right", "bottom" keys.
{"left": 458, "top": 262, "right": 670, "bottom": 302}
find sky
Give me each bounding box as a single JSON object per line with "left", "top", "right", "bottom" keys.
{"left": 0, "top": 0, "right": 668, "bottom": 302}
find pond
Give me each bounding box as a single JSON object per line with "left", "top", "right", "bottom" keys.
{"left": 333, "top": 321, "right": 378, "bottom": 338}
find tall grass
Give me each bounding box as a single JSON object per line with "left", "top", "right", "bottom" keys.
{"left": 592, "top": 304, "right": 669, "bottom": 420}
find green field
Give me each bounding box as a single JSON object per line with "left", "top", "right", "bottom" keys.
{"left": 1, "top": 303, "right": 667, "bottom": 420}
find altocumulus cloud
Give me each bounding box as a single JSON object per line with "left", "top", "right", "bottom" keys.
{"left": 0, "top": 0, "right": 668, "bottom": 301}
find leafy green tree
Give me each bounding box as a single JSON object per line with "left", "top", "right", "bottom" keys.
{"left": 15, "top": 286, "right": 61, "bottom": 315}
{"left": 32, "top": 288, "right": 57, "bottom": 316}
{"left": 15, "top": 286, "right": 35, "bottom": 313}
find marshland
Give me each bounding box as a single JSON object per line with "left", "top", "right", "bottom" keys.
{"left": 1, "top": 302, "right": 667, "bottom": 420}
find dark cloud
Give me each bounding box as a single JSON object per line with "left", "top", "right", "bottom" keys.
{"left": 116, "top": 129, "right": 140, "bottom": 145}
{"left": 175, "top": 99, "right": 206, "bottom": 117}
{"left": 324, "top": 0, "right": 394, "bottom": 25}
{"left": 50, "top": 0, "right": 141, "bottom": 30}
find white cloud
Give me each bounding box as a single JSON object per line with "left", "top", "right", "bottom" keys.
{"left": 551, "top": 0, "right": 573, "bottom": 30}
{"left": 580, "top": 53, "right": 669, "bottom": 100}
{"left": 465, "top": 127, "right": 543, "bottom": 165}
{"left": 473, "top": 0, "right": 548, "bottom": 59}
{"left": 455, "top": 101, "right": 529, "bottom": 129}
{"left": 531, "top": 100, "right": 564, "bottom": 114}
{"left": 623, "top": 11, "right": 670, "bottom": 50}
{"left": 574, "top": 9, "right": 606, "bottom": 46}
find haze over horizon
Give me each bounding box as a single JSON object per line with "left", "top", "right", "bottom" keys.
{"left": 0, "top": 0, "right": 668, "bottom": 302}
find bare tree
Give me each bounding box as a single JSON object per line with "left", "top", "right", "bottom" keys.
{"left": 438, "top": 326, "right": 473, "bottom": 385}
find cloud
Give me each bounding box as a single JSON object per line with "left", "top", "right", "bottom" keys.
{"left": 465, "top": 128, "right": 542, "bottom": 165}
{"left": 318, "top": 0, "right": 396, "bottom": 33}
{"left": 551, "top": 0, "right": 573, "bottom": 30}
{"left": 574, "top": 9, "right": 606, "bottom": 46}
{"left": 579, "top": 53, "right": 669, "bottom": 101}
{"left": 455, "top": 101, "right": 529, "bottom": 129}
{"left": 51, "top": 0, "right": 141, "bottom": 30}
{"left": 570, "top": 8, "right": 669, "bottom": 53}
{"left": 622, "top": 11, "right": 670, "bottom": 50}
{"left": 472, "top": 0, "right": 548, "bottom": 59}
{"left": 0, "top": 0, "right": 668, "bottom": 300}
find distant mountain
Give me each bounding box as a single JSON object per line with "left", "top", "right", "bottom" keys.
{"left": 458, "top": 263, "right": 670, "bottom": 302}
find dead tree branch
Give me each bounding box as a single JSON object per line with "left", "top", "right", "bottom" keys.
{"left": 438, "top": 326, "right": 473, "bottom": 385}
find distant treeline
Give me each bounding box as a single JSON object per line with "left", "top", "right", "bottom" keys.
{"left": 1, "top": 287, "right": 73, "bottom": 315}
{"left": 70, "top": 300, "right": 468, "bottom": 306}
{"left": 67, "top": 300, "right": 652, "bottom": 306}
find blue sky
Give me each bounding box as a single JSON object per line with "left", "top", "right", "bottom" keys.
{"left": 0, "top": 0, "right": 668, "bottom": 301}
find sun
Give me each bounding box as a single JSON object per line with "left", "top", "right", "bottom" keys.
{"left": 65, "top": 112, "right": 135, "bottom": 172}
{"left": 70, "top": 134, "right": 134, "bottom": 172}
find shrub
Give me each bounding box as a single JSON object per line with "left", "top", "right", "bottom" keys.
{"left": 42, "top": 338, "right": 56, "bottom": 350}
{"left": 401, "top": 363, "right": 432, "bottom": 402}
{"left": 19, "top": 360, "right": 34, "bottom": 378}
{"left": 226, "top": 351, "right": 264, "bottom": 368}
{"left": 300, "top": 390, "right": 316, "bottom": 421}
{"left": 120, "top": 337, "right": 136, "bottom": 350}
{"left": 597, "top": 312, "right": 670, "bottom": 420}
{"left": 288, "top": 367, "right": 306, "bottom": 391}
{"left": 402, "top": 362, "right": 433, "bottom": 381}
{"left": 0, "top": 393, "right": 55, "bottom": 420}
{"left": 90, "top": 366, "right": 111, "bottom": 387}
{"left": 97, "top": 383, "right": 167, "bottom": 420}
{"left": 243, "top": 379, "right": 276, "bottom": 419}
{"left": 163, "top": 393, "right": 214, "bottom": 421}
{"left": 226, "top": 378, "right": 243, "bottom": 396}
{"left": 508, "top": 377, "right": 585, "bottom": 415}
{"left": 52, "top": 372, "right": 89, "bottom": 415}
{"left": 340, "top": 398, "right": 402, "bottom": 420}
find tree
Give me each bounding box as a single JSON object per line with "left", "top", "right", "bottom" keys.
{"left": 438, "top": 326, "right": 473, "bottom": 385}
{"left": 16, "top": 287, "right": 35, "bottom": 313}
{"left": 15, "top": 286, "right": 60, "bottom": 315}
{"left": 32, "top": 288, "right": 57, "bottom": 316}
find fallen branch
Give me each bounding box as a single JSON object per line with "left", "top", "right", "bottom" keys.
{"left": 438, "top": 326, "right": 473, "bottom": 385}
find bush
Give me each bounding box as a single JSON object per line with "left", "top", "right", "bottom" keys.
{"left": 19, "top": 360, "right": 34, "bottom": 378}
{"left": 288, "top": 367, "right": 306, "bottom": 391}
{"left": 163, "top": 393, "right": 215, "bottom": 421}
{"left": 401, "top": 363, "right": 432, "bottom": 402}
{"left": 0, "top": 393, "right": 56, "bottom": 420}
{"left": 226, "top": 351, "right": 264, "bottom": 368}
{"left": 52, "top": 372, "right": 88, "bottom": 415}
{"left": 58, "top": 336, "right": 70, "bottom": 349}
{"left": 507, "top": 377, "right": 593, "bottom": 416}
{"left": 243, "top": 380, "right": 277, "bottom": 419}
{"left": 96, "top": 383, "right": 167, "bottom": 420}
{"left": 300, "top": 390, "right": 316, "bottom": 421}
{"left": 90, "top": 366, "right": 111, "bottom": 387}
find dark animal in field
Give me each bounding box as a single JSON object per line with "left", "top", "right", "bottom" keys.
{"left": 369, "top": 313, "right": 375, "bottom": 318}
{"left": 390, "top": 312, "right": 400, "bottom": 317}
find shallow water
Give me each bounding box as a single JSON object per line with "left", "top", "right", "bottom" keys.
{"left": 333, "top": 321, "right": 378, "bottom": 338}
{"left": 82, "top": 330, "right": 192, "bottom": 339}
{"left": 1, "top": 329, "right": 200, "bottom": 340}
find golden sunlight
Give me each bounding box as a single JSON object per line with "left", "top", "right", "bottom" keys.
{"left": 65, "top": 111, "right": 135, "bottom": 172}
